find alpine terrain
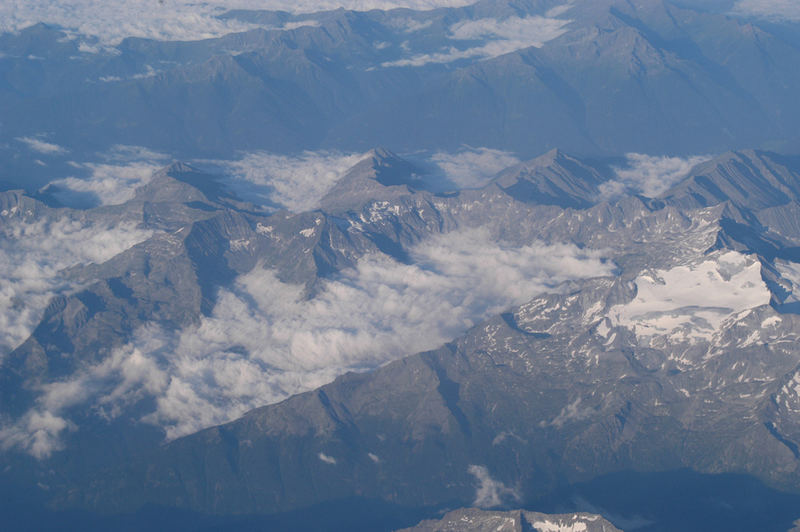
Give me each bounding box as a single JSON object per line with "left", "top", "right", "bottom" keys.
{"left": 2, "top": 0, "right": 800, "bottom": 531}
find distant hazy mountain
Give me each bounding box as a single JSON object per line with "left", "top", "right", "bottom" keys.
{"left": 2, "top": 0, "right": 800, "bottom": 188}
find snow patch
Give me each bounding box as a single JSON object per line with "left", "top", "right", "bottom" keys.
{"left": 608, "top": 252, "right": 769, "bottom": 342}
{"left": 532, "top": 519, "right": 587, "bottom": 532}
{"left": 256, "top": 223, "right": 274, "bottom": 235}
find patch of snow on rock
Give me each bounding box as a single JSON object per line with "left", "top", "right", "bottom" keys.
{"left": 607, "top": 251, "right": 769, "bottom": 343}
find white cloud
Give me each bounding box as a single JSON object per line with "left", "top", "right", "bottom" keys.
{"left": 216, "top": 150, "right": 368, "bottom": 212}
{"left": 396, "top": 18, "right": 433, "bottom": 33}
{"left": 15, "top": 136, "right": 68, "bottom": 155}
{"left": 383, "top": 15, "right": 571, "bottom": 67}
{"left": 0, "top": 0, "right": 477, "bottom": 47}
{"left": 318, "top": 452, "right": 337, "bottom": 464}
{"left": 430, "top": 147, "right": 519, "bottom": 189}
{"left": 540, "top": 398, "right": 595, "bottom": 428}
{"left": 1, "top": 227, "right": 613, "bottom": 455}
{"left": 732, "top": 0, "right": 800, "bottom": 21}
{"left": 0, "top": 211, "right": 154, "bottom": 359}
{"left": 215, "top": 147, "right": 517, "bottom": 209}
{"left": 0, "top": 410, "right": 73, "bottom": 460}
{"left": 545, "top": 3, "right": 575, "bottom": 18}
{"left": 146, "top": 228, "right": 612, "bottom": 439}
{"left": 468, "top": 465, "right": 519, "bottom": 508}
{"left": 0, "top": 326, "right": 168, "bottom": 458}
{"left": 50, "top": 145, "right": 169, "bottom": 206}
{"left": 281, "top": 20, "right": 321, "bottom": 31}
{"left": 50, "top": 146, "right": 519, "bottom": 210}
{"left": 599, "top": 153, "right": 710, "bottom": 200}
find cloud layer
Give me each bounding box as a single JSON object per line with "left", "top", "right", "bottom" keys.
{"left": 16, "top": 136, "right": 68, "bottom": 155}
{"left": 468, "top": 465, "right": 519, "bottom": 508}
{"left": 50, "top": 145, "right": 170, "bottom": 206}
{"left": 48, "top": 146, "right": 522, "bottom": 211}
{"left": 212, "top": 147, "right": 521, "bottom": 209}
{"left": 1, "top": 227, "right": 613, "bottom": 455}
{"left": 216, "top": 150, "right": 368, "bottom": 212}
{"left": 599, "top": 153, "right": 710, "bottom": 199}
{"left": 430, "top": 147, "right": 520, "bottom": 189}
{"left": 148, "top": 228, "right": 613, "bottom": 439}
{"left": 733, "top": 0, "right": 800, "bottom": 21}
{"left": 0, "top": 211, "right": 154, "bottom": 359}
{"left": 0, "top": 0, "right": 478, "bottom": 47}
{"left": 383, "top": 15, "right": 571, "bottom": 67}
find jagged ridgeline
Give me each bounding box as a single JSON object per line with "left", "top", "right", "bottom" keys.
{"left": 3, "top": 0, "right": 800, "bottom": 530}
{"left": 1, "top": 147, "right": 800, "bottom": 530}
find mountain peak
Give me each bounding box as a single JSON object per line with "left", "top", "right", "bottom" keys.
{"left": 161, "top": 161, "right": 198, "bottom": 176}
{"left": 367, "top": 146, "right": 398, "bottom": 161}
{"left": 491, "top": 148, "right": 609, "bottom": 208}
{"left": 319, "top": 149, "right": 422, "bottom": 211}
{"left": 134, "top": 162, "right": 223, "bottom": 205}
{"left": 533, "top": 147, "right": 566, "bottom": 165}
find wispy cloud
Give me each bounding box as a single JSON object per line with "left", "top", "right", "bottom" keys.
{"left": 318, "top": 452, "right": 337, "bottom": 464}
{"left": 49, "top": 145, "right": 169, "bottom": 206}
{"left": 145, "top": 228, "right": 611, "bottom": 439}
{"left": 16, "top": 136, "right": 68, "bottom": 155}
{"left": 395, "top": 18, "right": 434, "bottom": 33}
{"left": 430, "top": 147, "right": 519, "bottom": 189}
{"left": 214, "top": 150, "right": 368, "bottom": 212}
{"left": 0, "top": 211, "right": 154, "bottom": 360}
{"left": 1, "top": 227, "right": 613, "bottom": 455}
{"left": 0, "top": 410, "right": 73, "bottom": 460}
{"left": 599, "top": 153, "right": 710, "bottom": 199}
{"left": 383, "top": 15, "right": 571, "bottom": 67}
{"left": 0, "top": 325, "right": 167, "bottom": 458}
{"left": 732, "top": 0, "right": 800, "bottom": 21}
{"left": 468, "top": 465, "right": 519, "bottom": 508}
{"left": 0, "top": 1, "right": 477, "bottom": 47}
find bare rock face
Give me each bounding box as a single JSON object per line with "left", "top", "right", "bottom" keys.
{"left": 401, "top": 508, "right": 622, "bottom": 532}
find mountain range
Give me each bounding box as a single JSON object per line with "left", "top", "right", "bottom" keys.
{"left": 1, "top": 146, "right": 800, "bottom": 530}
{"left": 4, "top": 0, "right": 800, "bottom": 530}
{"left": 2, "top": 0, "right": 800, "bottom": 188}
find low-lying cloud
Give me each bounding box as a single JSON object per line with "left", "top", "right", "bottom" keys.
{"left": 49, "top": 145, "right": 169, "bottom": 207}
{"left": 599, "top": 153, "right": 710, "bottom": 199}
{"left": 2, "top": 227, "right": 613, "bottom": 456}
{"left": 732, "top": 0, "right": 800, "bottom": 21}
{"left": 48, "top": 146, "right": 521, "bottom": 212}
{"left": 468, "top": 465, "right": 519, "bottom": 508}
{"left": 430, "top": 147, "right": 520, "bottom": 189}
{"left": 16, "top": 136, "right": 68, "bottom": 155}
{"left": 383, "top": 15, "right": 571, "bottom": 67}
{"left": 0, "top": 0, "right": 477, "bottom": 47}
{"left": 0, "top": 325, "right": 167, "bottom": 459}
{"left": 216, "top": 150, "right": 368, "bottom": 212}
{"left": 0, "top": 211, "right": 154, "bottom": 359}
{"left": 149, "top": 228, "right": 612, "bottom": 439}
